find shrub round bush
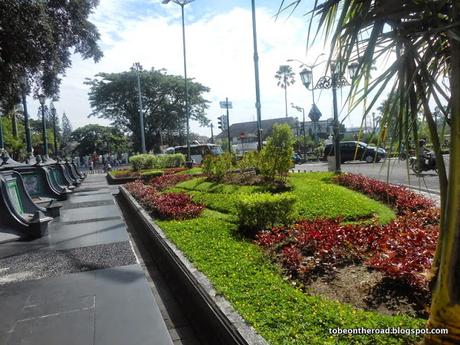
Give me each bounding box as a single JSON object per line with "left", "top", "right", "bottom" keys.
{"left": 236, "top": 193, "right": 297, "bottom": 237}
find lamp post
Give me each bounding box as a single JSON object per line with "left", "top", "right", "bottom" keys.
{"left": 291, "top": 103, "right": 307, "bottom": 162}
{"left": 38, "top": 94, "right": 49, "bottom": 160}
{"left": 299, "top": 62, "right": 358, "bottom": 173}
{"left": 251, "top": 0, "right": 263, "bottom": 151}
{"left": 20, "top": 76, "right": 33, "bottom": 156}
{"left": 210, "top": 123, "right": 214, "bottom": 144}
{"left": 162, "top": 0, "right": 194, "bottom": 161}
{"left": 133, "top": 62, "right": 146, "bottom": 153}
{"left": 50, "top": 102, "right": 59, "bottom": 159}
{"left": 0, "top": 111, "right": 4, "bottom": 150}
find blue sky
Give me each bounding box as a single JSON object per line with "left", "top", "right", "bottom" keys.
{"left": 27, "top": 0, "right": 382, "bottom": 138}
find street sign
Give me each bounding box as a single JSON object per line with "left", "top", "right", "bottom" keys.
{"left": 220, "top": 101, "right": 232, "bottom": 109}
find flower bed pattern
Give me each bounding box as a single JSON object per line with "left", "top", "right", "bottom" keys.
{"left": 256, "top": 174, "right": 440, "bottom": 293}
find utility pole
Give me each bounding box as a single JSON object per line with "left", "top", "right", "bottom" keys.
{"left": 210, "top": 123, "right": 214, "bottom": 144}
{"left": 134, "top": 63, "right": 146, "bottom": 154}
{"left": 220, "top": 98, "right": 232, "bottom": 153}
{"left": 226, "top": 98, "right": 231, "bottom": 153}
{"left": 251, "top": 0, "right": 262, "bottom": 151}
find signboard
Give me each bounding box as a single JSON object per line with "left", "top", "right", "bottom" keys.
{"left": 6, "top": 179, "right": 24, "bottom": 215}
{"left": 219, "top": 101, "right": 232, "bottom": 109}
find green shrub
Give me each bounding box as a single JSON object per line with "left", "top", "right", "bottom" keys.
{"left": 158, "top": 153, "right": 185, "bottom": 168}
{"left": 260, "top": 124, "right": 294, "bottom": 181}
{"left": 129, "top": 153, "right": 185, "bottom": 171}
{"left": 202, "top": 152, "right": 233, "bottom": 180}
{"left": 237, "top": 151, "right": 261, "bottom": 171}
{"left": 129, "top": 154, "right": 158, "bottom": 171}
{"left": 236, "top": 193, "right": 297, "bottom": 236}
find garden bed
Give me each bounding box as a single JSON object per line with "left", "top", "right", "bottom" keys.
{"left": 121, "top": 172, "right": 427, "bottom": 344}
{"left": 118, "top": 186, "right": 268, "bottom": 345}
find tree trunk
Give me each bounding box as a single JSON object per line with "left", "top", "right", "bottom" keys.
{"left": 426, "top": 3, "right": 460, "bottom": 342}
{"left": 284, "top": 85, "right": 288, "bottom": 118}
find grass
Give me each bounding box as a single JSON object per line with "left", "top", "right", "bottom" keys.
{"left": 157, "top": 209, "right": 424, "bottom": 345}
{"left": 179, "top": 167, "right": 203, "bottom": 175}
{"left": 172, "top": 174, "right": 395, "bottom": 224}
{"left": 289, "top": 173, "right": 395, "bottom": 224}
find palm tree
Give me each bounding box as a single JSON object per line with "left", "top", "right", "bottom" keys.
{"left": 275, "top": 65, "right": 295, "bottom": 117}
{"left": 279, "top": 0, "right": 460, "bottom": 343}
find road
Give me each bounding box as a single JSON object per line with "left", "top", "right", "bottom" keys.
{"left": 294, "top": 156, "right": 450, "bottom": 195}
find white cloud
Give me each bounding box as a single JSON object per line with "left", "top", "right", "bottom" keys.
{"left": 27, "top": 1, "right": 382, "bottom": 137}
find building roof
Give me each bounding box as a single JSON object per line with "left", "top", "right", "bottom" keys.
{"left": 215, "top": 116, "right": 298, "bottom": 140}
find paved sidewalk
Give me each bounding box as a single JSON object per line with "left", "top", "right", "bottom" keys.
{"left": 0, "top": 175, "right": 174, "bottom": 345}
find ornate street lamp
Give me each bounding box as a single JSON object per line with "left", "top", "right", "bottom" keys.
{"left": 162, "top": 0, "right": 194, "bottom": 161}
{"left": 38, "top": 94, "right": 49, "bottom": 160}
{"left": 300, "top": 62, "right": 358, "bottom": 173}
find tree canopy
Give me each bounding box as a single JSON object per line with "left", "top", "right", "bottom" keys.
{"left": 86, "top": 67, "right": 210, "bottom": 152}
{"left": 70, "top": 124, "right": 128, "bottom": 156}
{"left": 0, "top": 0, "right": 102, "bottom": 111}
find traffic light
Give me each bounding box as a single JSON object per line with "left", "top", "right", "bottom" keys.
{"left": 217, "top": 115, "right": 228, "bottom": 131}
{"left": 218, "top": 115, "right": 223, "bottom": 130}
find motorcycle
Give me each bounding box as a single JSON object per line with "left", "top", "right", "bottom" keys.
{"left": 409, "top": 151, "right": 437, "bottom": 174}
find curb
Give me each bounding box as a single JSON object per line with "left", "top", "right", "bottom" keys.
{"left": 396, "top": 183, "right": 441, "bottom": 196}
{"left": 118, "top": 186, "right": 268, "bottom": 345}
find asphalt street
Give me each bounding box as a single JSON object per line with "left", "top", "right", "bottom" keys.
{"left": 294, "top": 156, "right": 450, "bottom": 196}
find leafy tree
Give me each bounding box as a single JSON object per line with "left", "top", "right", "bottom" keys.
{"left": 280, "top": 0, "right": 460, "bottom": 341}
{"left": 61, "top": 112, "right": 73, "bottom": 155}
{"left": 275, "top": 65, "right": 295, "bottom": 117}
{"left": 86, "top": 67, "right": 210, "bottom": 152}
{"left": 260, "top": 124, "right": 294, "bottom": 181}
{"left": 0, "top": 0, "right": 102, "bottom": 107}
{"left": 0, "top": 116, "right": 24, "bottom": 159}
{"left": 70, "top": 124, "right": 128, "bottom": 157}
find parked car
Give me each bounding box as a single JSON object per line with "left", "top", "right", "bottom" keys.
{"left": 323, "top": 141, "right": 386, "bottom": 163}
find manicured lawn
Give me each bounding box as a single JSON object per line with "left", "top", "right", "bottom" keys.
{"left": 179, "top": 167, "right": 203, "bottom": 175}
{"left": 157, "top": 209, "right": 424, "bottom": 345}
{"left": 289, "top": 173, "right": 395, "bottom": 224}
{"left": 172, "top": 173, "right": 395, "bottom": 224}
{"left": 147, "top": 172, "right": 420, "bottom": 344}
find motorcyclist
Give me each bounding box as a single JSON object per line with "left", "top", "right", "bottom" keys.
{"left": 418, "top": 139, "right": 435, "bottom": 168}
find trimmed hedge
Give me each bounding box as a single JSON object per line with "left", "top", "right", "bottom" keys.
{"left": 130, "top": 153, "right": 186, "bottom": 171}
{"left": 236, "top": 193, "right": 297, "bottom": 237}
{"left": 130, "top": 154, "right": 157, "bottom": 171}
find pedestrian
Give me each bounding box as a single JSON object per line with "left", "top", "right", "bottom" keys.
{"left": 89, "top": 160, "right": 94, "bottom": 173}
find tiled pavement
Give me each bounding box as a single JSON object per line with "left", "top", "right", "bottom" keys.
{"left": 0, "top": 174, "right": 199, "bottom": 345}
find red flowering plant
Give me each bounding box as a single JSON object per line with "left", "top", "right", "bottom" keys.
{"left": 125, "top": 180, "right": 204, "bottom": 220}
{"left": 163, "top": 167, "right": 188, "bottom": 175}
{"left": 256, "top": 174, "right": 441, "bottom": 291}
{"left": 334, "top": 173, "right": 434, "bottom": 214}
{"left": 149, "top": 174, "right": 194, "bottom": 191}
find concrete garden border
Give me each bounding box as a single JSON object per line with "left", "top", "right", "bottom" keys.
{"left": 106, "top": 173, "right": 140, "bottom": 185}
{"left": 119, "top": 186, "right": 268, "bottom": 345}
